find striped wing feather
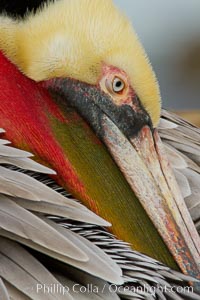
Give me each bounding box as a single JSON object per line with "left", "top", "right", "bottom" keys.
{"left": 159, "top": 110, "right": 200, "bottom": 233}
{"left": 0, "top": 124, "right": 200, "bottom": 300}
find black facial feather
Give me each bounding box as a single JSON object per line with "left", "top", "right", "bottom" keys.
{"left": 0, "top": 0, "right": 57, "bottom": 18}
{"left": 45, "top": 78, "right": 153, "bottom": 140}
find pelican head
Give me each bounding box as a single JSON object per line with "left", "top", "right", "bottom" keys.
{"left": 0, "top": 0, "right": 199, "bottom": 280}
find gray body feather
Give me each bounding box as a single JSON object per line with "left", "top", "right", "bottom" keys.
{"left": 0, "top": 111, "right": 200, "bottom": 300}
{"left": 159, "top": 110, "right": 200, "bottom": 234}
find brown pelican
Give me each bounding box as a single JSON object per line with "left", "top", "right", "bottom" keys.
{"left": 0, "top": 0, "right": 199, "bottom": 299}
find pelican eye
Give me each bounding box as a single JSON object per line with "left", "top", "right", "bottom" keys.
{"left": 112, "top": 77, "right": 125, "bottom": 93}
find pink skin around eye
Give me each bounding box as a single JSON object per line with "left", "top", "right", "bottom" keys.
{"left": 99, "top": 63, "right": 137, "bottom": 110}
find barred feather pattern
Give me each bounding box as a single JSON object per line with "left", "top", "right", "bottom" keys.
{"left": 0, "top": 119, "right": 200, "bottom": 300}
{"left": 159, "top": 110, "right": 200, "bottom": 234}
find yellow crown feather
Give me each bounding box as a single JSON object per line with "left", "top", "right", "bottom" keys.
{"left": 0, "top": 0, "right": 161, "bottom": 126}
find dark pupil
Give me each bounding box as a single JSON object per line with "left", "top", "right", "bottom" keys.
{"left": 115, "top": 80, "right": 122, "bottom": 88}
